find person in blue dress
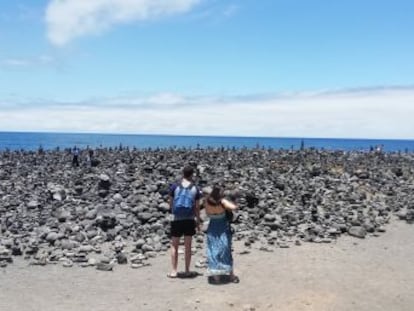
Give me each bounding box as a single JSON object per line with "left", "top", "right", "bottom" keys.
{"left": 205, "top": 186, "right": 239, "bottom": 283}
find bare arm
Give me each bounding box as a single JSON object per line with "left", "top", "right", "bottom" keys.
{"left": 221, "top": 198, "right": 238, "bottom": 211}
{"left": 194, "top": 199, "right": 201, "bottom": 232}
{"left": 194, "top": 199, "right": 201, "bottom": 222}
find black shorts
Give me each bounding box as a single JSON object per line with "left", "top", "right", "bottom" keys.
{"left": 170, "top": 219, "right": 196, "bottom": 237}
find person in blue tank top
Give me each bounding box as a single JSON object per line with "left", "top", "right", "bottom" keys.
{"left": 167, "top": 166, "right": 202, "bottom": 278}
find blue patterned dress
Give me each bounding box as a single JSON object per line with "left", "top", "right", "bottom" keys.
{"left": 206, "top": 213, "right": 233, "bottom": 275}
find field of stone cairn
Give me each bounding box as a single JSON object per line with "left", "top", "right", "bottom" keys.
{"left": 1, "top": 147, "right": 413, "bottom": 270}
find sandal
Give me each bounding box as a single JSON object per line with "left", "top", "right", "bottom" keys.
{"left": 167, "top": 273, "right": 177, "bottom": 278}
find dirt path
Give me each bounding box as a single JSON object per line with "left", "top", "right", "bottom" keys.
{"left": 1, "top": 220, "right": 413, "bottom": 311}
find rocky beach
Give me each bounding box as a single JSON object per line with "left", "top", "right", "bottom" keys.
{"left": 1, "top": 147, "right": 414, "bottom": 310}
{"left": 1, "top": 147, "right": 413, "bottom": 269}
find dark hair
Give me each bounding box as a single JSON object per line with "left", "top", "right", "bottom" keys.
{"left": 207, "top": 186, "right": 223, "bottom": 206}
{"left": 183, "top": 166, "right": 194, "bottom": 179}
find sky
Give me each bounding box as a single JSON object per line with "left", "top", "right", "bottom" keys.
{"left": 0, "top": 0, "right": 413, "bottom": 139}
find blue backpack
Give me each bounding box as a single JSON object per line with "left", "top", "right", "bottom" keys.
{"left": 173, "top": 183, "right": 195, "bottom": 217}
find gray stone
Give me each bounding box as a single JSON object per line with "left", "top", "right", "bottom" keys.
{"left": 131, "top": 263, "right": 144, "bottom": 269}
{"left": 27, "top": 200, "right": 40, "bottom": 209}
{"left": 99, "top": 174, "right": 110, "bottom": 182}
{"left": 138, "top": 212, "right": 152, "bottom": 222}
{"left": 116, "top": 252, "right": 128, "bottom": 264}
{"left": 62, "top": 260, "right": 73, "bottom": 268}
{"left": 46, "top": 232, "right": 59, "bottom": 243}
{"left": 145, "top": 251, "right": 157, "bottom": 258}
{"left": 158, "top": 202, "right": 170, "bottom": 212}
{"left": 96, "top": 263, "right": 113, "bottom": 271}
{"left": 348, "top": 226, "right": 367, "bottom": 239}
{"left": 57, "top": 209, "right": 70, "bottom": 222}
{"left": 79, "top": 245, "right": 93, "bottom": 253}
{"left": 86, "top": 230, "right": 98, "bottom": 239}
{"left": 98, "top": 174, "right": 111, "bottom": 190}
{"left": 0, "top": 255, "right": 13, "bottom": 263}
{"left": 113, "top": 193, "right": 123, "bottom": 203}
{"left": 396, "top": 210, "right": 407, "bottom": 220}
{"left": 377, "top": 226, "right": 386, "bottom": 233}
{"left": 1, "top": 239, "right": 13, "bottom": 248}
{"left": 264, "top": 214, "right": 276, "bottom": 222}
{"left": 12, "top": 245, "right": 22, "bottom": 256}
{"left": 61, "top": 240, "right": 78, "bottom": 250}
{"left": 53, "top": 192, "right": 63, "bottom": 201}
{"left": 0, "top": 247, "right": 11, "bottom": 256}
{"left": 86, "top": 209, "right": 98, "bottom": 220}
{"left": 141, "top": 244, "right": 154, "bottom": 252}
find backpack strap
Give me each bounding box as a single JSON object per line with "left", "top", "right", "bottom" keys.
{"left": 184, "top": 182, "right": 194, "bottom": 190}
{"left": 174, "top": 181, "right": 194, "bottom": 197}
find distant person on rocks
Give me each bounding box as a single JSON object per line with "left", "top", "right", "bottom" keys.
{"left": 72, "top": 146, "right": 80, "bottom": 167}
{"left": 167, "top": 166, "right": 202, "bottom": 278}
{"left": 205, "top": 185, "right": 239, "bottom": 284}
{"left": 375, "top": 144, "right": 384, "bottom": 154}
{"left": 86, "top": 148, "right": 94, "bottom": 167}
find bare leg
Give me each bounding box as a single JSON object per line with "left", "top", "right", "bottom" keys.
{"left": 229, "top": 269, "right": 239, "bottom": 283}
{"left": 170, "top": 237, "right": 180, "bottom": 277}
{"left": 184, "top": 235, "right": 192, "bottom": 273}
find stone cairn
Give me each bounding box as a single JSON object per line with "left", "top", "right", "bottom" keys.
{"left": 0, "top": 146, "right": 413, "bottom": 269}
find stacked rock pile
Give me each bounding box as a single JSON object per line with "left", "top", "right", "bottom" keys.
{"left": 0, "top": 147, "right": 413, "bottom": 269}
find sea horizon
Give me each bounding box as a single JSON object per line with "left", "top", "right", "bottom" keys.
{"left": 1, "top": 131, "right": 414, "bottom": 152}
{"left": 1, "top": 129, "right": 413, "bottom": 142}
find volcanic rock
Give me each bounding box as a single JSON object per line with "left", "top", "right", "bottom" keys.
{"left": 348, "top": 226, "right": 367, "bottom": 239}
{"left": 0, "top": 146, "right": 413, "bottom": 270}
{"left": 116, "top": 252, "right": 128, "bottom": 264}
{"left": 96, "top": 263, "right": 113, "bottom": 271}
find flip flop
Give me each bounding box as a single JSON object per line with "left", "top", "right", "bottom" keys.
{"left": 182, "top": 271, "right": 198, "bottom": 278}
{"left": 167, "top": 273, "right": 177, "bottom": 278}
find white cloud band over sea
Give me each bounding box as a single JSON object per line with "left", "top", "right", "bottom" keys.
{"left": 1, "top": 86, "right": 413, "bottom": 139}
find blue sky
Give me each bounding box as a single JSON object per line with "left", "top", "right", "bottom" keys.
{"left": 0, "top": 0, "right": 413, "bottom": 138}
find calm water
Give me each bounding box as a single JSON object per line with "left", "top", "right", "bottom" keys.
{"left": 0, "top": 131, "right": 413, "bottom": 152}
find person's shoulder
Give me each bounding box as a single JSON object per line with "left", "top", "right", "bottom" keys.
{"left": 193, "top": 184, "right": 202, "bottom": 198}
{"left": 171, "top": 182, "right": 180, "bottom": 188}
{"left": 169, "top": 182, "right": 179, "bottom": 194}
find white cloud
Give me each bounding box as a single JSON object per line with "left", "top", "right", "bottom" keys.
{"left": 0, "top": 55, "right": 56, "bottom": 68}
{"left": 189, "top": 2, "right": 239, "bottom": 23}
{"left": 45, "top": 0, "right": 201, "bottom": 46}
{"left": 1, "top": 86, "right": 414, "bottom": 139}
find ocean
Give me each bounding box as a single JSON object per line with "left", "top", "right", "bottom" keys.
{"left": 0, "top": 131, "right": 413, "bottom": 152}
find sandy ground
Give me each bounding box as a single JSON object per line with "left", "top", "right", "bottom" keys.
{"left": 1, "top": 220, "right": 413, "bottom": 311}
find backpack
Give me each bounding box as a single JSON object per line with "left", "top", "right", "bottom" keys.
{"left": 173, "top": 183, "right": 195, "bottom": 217}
